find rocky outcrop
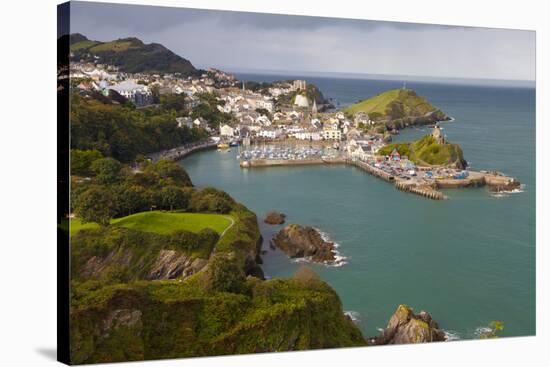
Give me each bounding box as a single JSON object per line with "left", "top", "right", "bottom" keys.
{"left": 264, "top": 211, "right": 286, "bottom": 225}
{"left": 485, "top": 174, "right": 521, "bottom": 192}
{"left": 271, "top": 224, "right": 336, "bottom": 264}
{"left": 373, "top": 305, "right": 446, "bottom": 344}
{"left": 147, "top": 250, "right": 207, "bottom": 280}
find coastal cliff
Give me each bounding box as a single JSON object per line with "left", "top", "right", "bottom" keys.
{"left": 70, "top": 268, "right": 365, "bottom": 364}
{"left": 70, "top": 194, "right": 365, "bottom": 363}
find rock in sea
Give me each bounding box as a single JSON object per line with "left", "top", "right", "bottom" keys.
{"left": 264, "top": 211, "right": 286, "bottom": 225}
{"left": 373, "top": 304, "right": 446, "bottom": 345}
{"left": 271, "top": 224, "right": 336, "bottom": 264}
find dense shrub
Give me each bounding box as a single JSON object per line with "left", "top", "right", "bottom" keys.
{"left": 205, "top": 254, "right": 248, "bottom": 294}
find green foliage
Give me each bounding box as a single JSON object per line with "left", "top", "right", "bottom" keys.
{"left": 73, "top": 185, "right": 116, "bottom": 226}
{"left": 71, "top": 149, "right": 103, "bottom": 176}
{"left": 377, "top": 134, "right": 465, "bottom": 167}
{"left": 70, "top": 93, "right": 207, "bottom": 162}
{"left": 91, "top": 157, "right": 123, "bottom": 184}
{"left": 159, "top": 185, "right": 190, "bottom": 211}
{"left": 189, "top": 187, "right": 234, "bottom": 214}
{"left": 480, "top": 321, "right": 505, "bottom": 339}
{"left": 205, "top": 254, "right": 248, "bottom": 294}
{"left": 154, "top": 159, "right": 193, "bottom": 186}
{"left": 159, "top": 94, "right": 188, "bottom": 112}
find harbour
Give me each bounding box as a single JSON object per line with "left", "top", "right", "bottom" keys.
{"left": 179, "top": 78, "right": 535, "bottom": 339}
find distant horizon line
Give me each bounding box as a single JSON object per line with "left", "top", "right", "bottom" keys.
{"left": 210, "top": 66, "right": 535, "bottom": 88}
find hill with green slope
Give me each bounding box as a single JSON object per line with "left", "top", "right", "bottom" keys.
{"left": 344, "top": 88, "right": 450, "bottom": 127}
{"left": 378, "top": 134, "right": 467, "bottom": 168}
{"left": 70, "top": 33, "right": 198, "bottom": 75}
{"left": 70, "top": 211, "right": 232, "bottom": 236}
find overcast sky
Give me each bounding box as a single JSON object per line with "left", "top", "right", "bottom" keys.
{"left": 69, "top": 1, "right": 535, "bottom": 82}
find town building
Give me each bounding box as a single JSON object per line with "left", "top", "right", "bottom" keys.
{"left": 323, "top": 128, "right": 342, "bottom": 141}
{"left": 220, "top": 124, "right": 235, "bottom": 137}
{"left": 109, "top": 80, "right": 153, "bottom": 107}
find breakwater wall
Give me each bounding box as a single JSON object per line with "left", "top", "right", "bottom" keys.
{"left": 394, "top": 181, "right": 445, "bottom": 200}
{"left": 149, "top": 141, "right": 217, "bottom": 163}
{"left": 239, "top": 158, "right": 520, "bottom": 201}
{"left": 240, "top": 157, "right": 347, "bottom": 168}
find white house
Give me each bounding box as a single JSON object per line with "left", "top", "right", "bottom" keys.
{"left": 295, "top": 129, "right": 323, "bottom": 141}
{"left": 109, "top": 80, "right": 152, "bottom": 106}
{"left": 220, "top": 124, "right": 235, "bottom": 137}
{"left": 323, "top": 128, "right": 342, "bottom": 141}
{"left": 258, "top": 128, "right": 283, "bottom": 139}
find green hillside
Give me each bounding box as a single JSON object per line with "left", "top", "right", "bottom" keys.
{"left": 70, "top": 34, "right": 197, "bottom": 75}
{"left": 70, "top": 211, "right": 233, "bottom": 236}
{"left": 70, "top": 272, "right": 365, "bottom": 364}
{"left": 378, "top": 135, "right": 467, "bottom": 168}
{"left": 344, "top": 88, "right": 448, "bottom": 122}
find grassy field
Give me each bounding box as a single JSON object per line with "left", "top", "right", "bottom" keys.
{"left": 70, "top": 40, "right": 99, "bottom": 51}
{"left": 70, "top": 211, "right": 233, "bottom": 236}
{"left": 89, "top": 40, "right": 134, "bottom": 53}
{"left": 345, "top": 89, "right": 401, "bottom": 115}
{"left": 344, "top": 88, "right": 437, "bottom": 118}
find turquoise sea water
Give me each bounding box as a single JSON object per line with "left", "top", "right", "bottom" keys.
{"left": 180, "top": 74, "right": 535, "bottom": 340}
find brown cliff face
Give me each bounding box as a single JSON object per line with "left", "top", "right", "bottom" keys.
{"left": 147, "top": 250, "right": 208, "bottom": 280}
{"left": 271, "top": 224, "right": 336, "bottom": 264}
{"left": 373, "top": 305, "right": 446, "bottom": 345}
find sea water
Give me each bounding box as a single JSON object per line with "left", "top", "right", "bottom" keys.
{"left": 180, "top": 74, "right": 535, "bottom": 340}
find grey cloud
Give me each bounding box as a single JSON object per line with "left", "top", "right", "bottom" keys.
{"left": 70, "top": 1, "right": 535, "bottom": 81}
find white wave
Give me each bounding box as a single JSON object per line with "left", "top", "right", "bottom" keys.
{"left": 344, "top": 310, "right": 361, "bottom": 324}
{"left": 443, "top": 330, "right": 461, "bottom": 341}
{"left": 313, "top": 228, "right": 349, "bottom": 267}
{"left": 474, "top": 326, "right": 493, "bottom": 337}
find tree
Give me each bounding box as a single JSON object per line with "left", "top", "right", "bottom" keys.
{"left": 91, "top": 157, "right": 123, "bottom": 184}
{"left": 113, "top": 184, "right": 149, "bottom": 216}
{"left": 71, "top": 149, "right": 103, "bottom": 176}
{"left": 159, "top": 186, "right": 189, "bottom": 211}
{"left": 73, "top": 186, "right": 116, "bottom": 226}
{"left": 154, "top": 159, "right": 193, "bottom": 187}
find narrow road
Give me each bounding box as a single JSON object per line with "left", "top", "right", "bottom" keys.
{"left": 219, "top": 215, "right": 235, "bottom": 238}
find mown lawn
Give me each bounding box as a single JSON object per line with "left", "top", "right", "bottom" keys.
{"left": 70, "top": 211, "right": 233, "bottom": 236}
